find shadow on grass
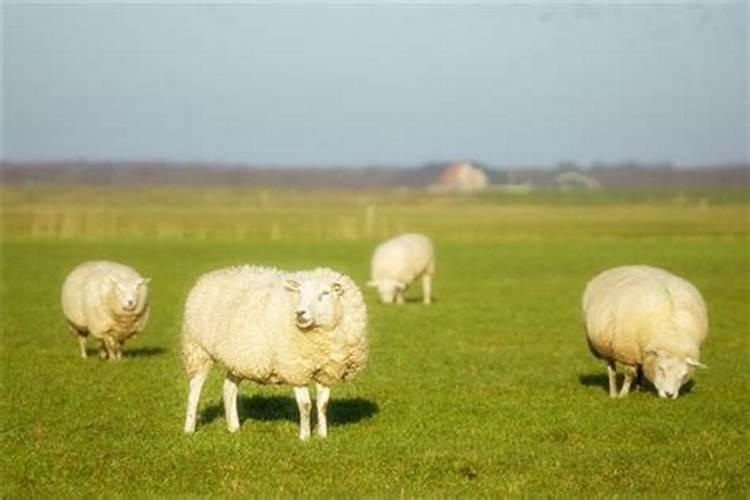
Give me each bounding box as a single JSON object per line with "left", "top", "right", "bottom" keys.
{"left": 83, "top": 346, "right": 166, "bottom": 359}
{"left": 577, "top": 372, "right": 695, "bottom": 397}
{"left": 125, "top": 346, "right": 166, "bottom": 358}
{"left": 200, "top": 394, "right": 378, "bottom": 427}
{"left": 403, "top": 296, "right": 438, "bottom": 305}
{"left": 578, "top": 373, "right": 611, "bottom": 393}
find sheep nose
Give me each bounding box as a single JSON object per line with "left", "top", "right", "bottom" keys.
{"left": 664, "top": 390, "right": 677, "bottom": 399}
{"left": 296, "top": 310, "right": 308, "bottom": 319}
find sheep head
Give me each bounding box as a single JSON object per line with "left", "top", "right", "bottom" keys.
{"left": 285, "top": 276, "right": 344, "bottom": 331}
{"left": 366, "top": 279, "right": 406, "bottom": 303}
{"left": 107, "top": 275, "right": 150, "bottom": 313}
{"left": 643, "top": 349, "right": 707, "bottom": 399}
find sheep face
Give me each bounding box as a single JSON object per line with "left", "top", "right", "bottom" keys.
{"left": 285, "top": 278, "right": 344, "bottom": 330}
{"left": 367, "top": 279, "right": 405, "bottom": 304}
{"left": 644, "top": 350, "right": 706, "bottom": 399}
{"left": 109, "top": 276, "right": 149, "bottom": 313}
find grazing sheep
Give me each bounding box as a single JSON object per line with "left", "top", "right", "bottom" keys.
{"left": 181, "top": 265, "right": 368, "bottom": 440}
{"left": 368, "top": 233, "right": 434, "bottom": 304}
{"left": 61, "top": 261, "right": 150, "bottom": 360}
{"left": 583, "top": 265, "right": 708, "bottom": 399}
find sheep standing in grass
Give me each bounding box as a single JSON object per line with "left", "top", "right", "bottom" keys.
{"left": 583, "top": 265, "right": 708, "bottom": 399}
{"left": 61, "top": 261, "right": 150, "bottom": 360}
{"left": 181, "top": 265, "right": 367, "bottom": 440}
{"left": 368, "top": 233, "right": 434, "bottom": 304}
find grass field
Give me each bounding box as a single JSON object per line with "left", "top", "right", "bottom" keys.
{"left": 1, "top": 186, "right": 748, "bottom": 496}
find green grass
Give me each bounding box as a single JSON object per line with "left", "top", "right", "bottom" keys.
{"left": 1, "top": 187, "right": 748, "bottom": 496}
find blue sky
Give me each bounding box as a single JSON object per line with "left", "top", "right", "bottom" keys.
{"left": 3, "top": 1, "right": 747, "bottom": 167}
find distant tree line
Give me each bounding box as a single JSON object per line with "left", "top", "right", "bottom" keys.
{"left": 1, "top": 160, "right": 748, "bottom": 189}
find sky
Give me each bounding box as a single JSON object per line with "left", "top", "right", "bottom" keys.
{"left": 2, "top": 1, "right": 748, "bottom": 167}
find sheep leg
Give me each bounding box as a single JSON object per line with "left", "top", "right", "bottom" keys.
{"left": 78, "top": 335, "right": 88, "bottom": 359}
{"left": 113, "top": 341, "right": 123, "bottom": 360}
{"left": 606, "top": 361, "right": 618, "bottom": 398}
{"left": 618, "top": 365, "right": 637, "bottom": 398}
{"left": 223, "top": 372, "right": 241, "bottom": 433}
{"left": 184, "top": 371, "right": 208, "bottom": 433}
{"left": 293, "top": 386, "right": 312, "bottom": 441}
{"left": 102, "top": 336, "right": 118, "bottom": 361}
{"left": 69, "top": 324, "right": 88, "bottom": 359}
{"left": 316, "top": 383, "right": 330, "bottom": 438}
{"left": 98, "top": 339, "right": 109, "bottom": 360}
{"left": 422, "top": 274, "right": 432, "bottom": 305}
{"left": 396, "top": 291, "right": 405, "bottom": 305}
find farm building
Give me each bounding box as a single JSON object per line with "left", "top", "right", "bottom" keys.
{"left": 431, "top": 161, "right": 489, "bottom": 193}
{"left": 554, "top": 171, "right": 602, "bottom": 190}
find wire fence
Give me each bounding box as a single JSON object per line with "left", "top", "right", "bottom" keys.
{"left": 2, "top": 186, "right": 746, "bottom": 242}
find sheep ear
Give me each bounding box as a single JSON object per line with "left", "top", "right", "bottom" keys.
{"left": 284, "top": 279, "right": 301, "bottom": 292}
{"left": 331, "top": 282, "right": 344, "bottom": 296}
{"left": 686, "top": 357, "right": 707, "bottom": 369}
{"left": 139, "top": 277, "right": 151, "bottom": 287}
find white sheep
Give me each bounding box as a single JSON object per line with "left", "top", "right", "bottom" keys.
{"left": 582, "top": 265, "right": 708, "bottom": 399}
{"left": 61, "top": 261, "right": 150, "bottom": 360}
{"left": 181, "top": 265, "right": 367, "bottom": 440}
{"left": 367, "top": 233, "right": 435, "bottom": 304}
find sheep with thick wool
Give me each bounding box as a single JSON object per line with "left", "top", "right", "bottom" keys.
{"left": 61, "top": 261, "right": 150, "bottom": 360}
{"left": 583, "top": 265, "right": 708, "bottom": 399}
{"left": 181, "top": 265, "right": 367, "bottom": 440}
{"left": 368, "top": 233, "right": 435, "bottom": 304}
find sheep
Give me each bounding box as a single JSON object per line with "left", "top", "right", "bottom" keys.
{"left": 181, "top": 265, "right": 368, "bottom": 440}
{"left": 582, "top": 265, "right": 708, "bottom": 399}
{"left": 61, "top": 261, "right": 150, "bottom": 360}
{"left": 367, "top": 233, "right": 435, "bottom": 304}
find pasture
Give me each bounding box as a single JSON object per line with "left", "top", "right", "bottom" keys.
{"left": 1, "top": 186, "right": 748, "bottom": 496}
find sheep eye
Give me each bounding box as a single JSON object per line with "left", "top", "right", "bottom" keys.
{"left": 320, "top": 290, "right": 330, "bottom": 298}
